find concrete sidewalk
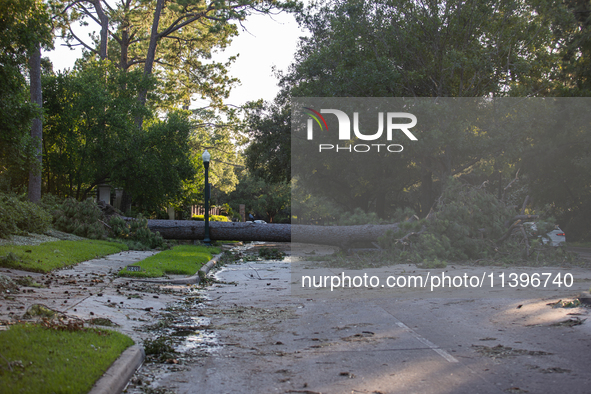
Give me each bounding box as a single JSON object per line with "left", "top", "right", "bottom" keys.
{"left": 0, "top": 249, "right": 211, "bottom": 394}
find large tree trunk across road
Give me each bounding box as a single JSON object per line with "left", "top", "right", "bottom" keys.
{"left": 143, "top": 220, "right": 401, "bottom": 247}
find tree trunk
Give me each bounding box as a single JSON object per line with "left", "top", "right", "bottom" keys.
{"left": 292, "top": 223, "right": 400, "bottom": 247}
{"left": 140, "top": 220, "right": 401, "bottom": 246}
{"left": 28, "top": 45, "right": 42, "bottom": 203}
{"left": 92, "top": 0, "right": 109, "bottom": 60}
{"left": 120, "top": 28, "right": 129, "bottom": 70}
{"left": 136, "top": 0, "right": 164, "bottom": 127}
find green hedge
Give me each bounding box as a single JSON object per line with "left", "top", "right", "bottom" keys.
{"left": 191, "top": 214, "right": 230, "bottom": 222}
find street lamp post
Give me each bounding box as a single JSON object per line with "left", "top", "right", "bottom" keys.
{"left": 202, "top": 149, "right": 211, "bottom": 246}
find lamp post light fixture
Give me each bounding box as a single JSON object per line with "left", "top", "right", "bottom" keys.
{"left": 202, "top": 149, "right": 211, "bottom": 246}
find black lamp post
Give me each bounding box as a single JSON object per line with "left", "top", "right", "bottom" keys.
{"left": 202, "top": 149, "right": 211, "bottom": 246}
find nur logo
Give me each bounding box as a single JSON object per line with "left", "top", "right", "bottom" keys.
{"left": 303, "top": 108, "right": 418, "bottom": 153}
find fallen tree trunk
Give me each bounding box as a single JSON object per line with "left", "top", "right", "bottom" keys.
{"left": 139, "top": 219, "right": 401, "bottom": 246}
{"left": 141, "top": 220, "right": 291, "bottom": 242}
{"left": 292, "top": 223, "right": 400, "bottom": 247}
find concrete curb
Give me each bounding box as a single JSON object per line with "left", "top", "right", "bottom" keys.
{"left": 130, "top": 253, "right": 222, "bottom": 285}
{"left": 88, "top": 344, "right": 145, "bottom": 394}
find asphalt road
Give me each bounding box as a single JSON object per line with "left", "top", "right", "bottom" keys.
{"left": 145, "top": 250, "right": 591, "bottom": 394}
{"left": 569, "top": 246, "right": 591, "bottom": 262}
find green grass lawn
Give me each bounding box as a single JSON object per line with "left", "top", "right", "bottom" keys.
{"left": 118, "top": 244, "right": 220, "bottom": 278}
{"left": 0, "top": 323, "right": 134, "bottom": 394}
{"left": 0, "top": 240, "right": 128, "bottom": 273}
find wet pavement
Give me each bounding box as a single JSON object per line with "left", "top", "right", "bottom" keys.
{"left": 131, "top": 246, "right": 591, "bottom": 394}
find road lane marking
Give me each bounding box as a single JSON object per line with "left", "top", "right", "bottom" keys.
{"left": 394, "top": 321, "right": 458, "bottom": 363}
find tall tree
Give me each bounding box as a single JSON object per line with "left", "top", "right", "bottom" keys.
{"left": 0, "top": 0, "right": 52, "bottom": 192}
{"left": 56, "top": 0, "right": 297, "bottom": 114}
{"left": 243, "top": 96, "right": 292, "bottom": 184}
{"left": 42, "top": 60, "right": 241, "bottom": 212}
{"left": 283, "top": 0, "right": 562, "bottom": 217}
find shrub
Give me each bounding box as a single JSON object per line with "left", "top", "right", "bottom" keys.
{"left": 53, "top": 198, "right": 106, "bottom": 239}
{"left": 0, "top": 193, "right": 52, "bottom": 238}
{"left": 38, "top": 193, "right": 64, "bottom": 215}
{"left": 129, "top": 214, "right": 164, "bottom": 249}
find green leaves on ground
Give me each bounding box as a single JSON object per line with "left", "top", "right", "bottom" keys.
{"left": 108, "top": 215, "right": 164, "bottom": 250}
{"left": 118, "top": 245, "right": 219, "bottom": 278}
{"left": 0, "top": 323, "right": 133, "bottom": 394}
{"left": 53, "top": 198, "right": 106, "bottom": 240}
{"left": 0, "top": 240, "right": 127, "bottom": 273}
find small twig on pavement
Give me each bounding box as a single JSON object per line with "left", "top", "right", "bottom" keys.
{"left": 247, "top": 265, "right": 262, "bottom": 280}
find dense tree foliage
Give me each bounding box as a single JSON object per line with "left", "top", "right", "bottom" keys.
{"left": 283, "top": 0, "right": 560, "bottom": 97}
{"left": 221, "top": 170, "right": 290, "bottom": 223}
{"left": 260, "top": 0, "right": 591, "bottom": 241}
{"left": 41, "top": 59, "right": 245, "bottom": 213}
{"left": 36, "top": 0, "right": 296, "bottom": 213}
{"left": 284, "top": 0, "right": 562, "bottom": 214}
{"left": 0, "top": 0, "right": 268, "bottom": 214}
{"left": 243, "top": 97, "right": 291, "bottom": 184}
{"left": 549, "top": 0, "right": 591, "bottom": 96}
{"left": 0, "top": 0, "right": 52, "bottom": 191}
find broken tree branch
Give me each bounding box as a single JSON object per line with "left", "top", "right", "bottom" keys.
{"left": 501, "top": 169, "right": 520, "bottom": 202}
{"left": 520, "top": 225, "right": 530, "bottom": 257}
